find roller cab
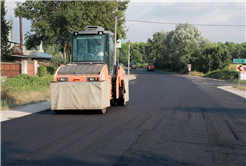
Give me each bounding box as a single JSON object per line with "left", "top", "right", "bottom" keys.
{"left": 50, "top": 26, "right": 129, "bottom": 114}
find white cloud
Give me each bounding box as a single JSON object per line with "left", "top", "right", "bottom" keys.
{"left": 124, "top": 1, "right": 245, "bottom": 44}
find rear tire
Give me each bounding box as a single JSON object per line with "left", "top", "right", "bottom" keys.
{"left": 117, "top": 87, "right": 125, "bottom": 106}
{"left": 110, "top": 97, "right": 116, "bottom": 106}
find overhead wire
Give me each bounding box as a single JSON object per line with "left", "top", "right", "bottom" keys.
{"left": 126, "top": 20, "right": 245, "bottom": 26}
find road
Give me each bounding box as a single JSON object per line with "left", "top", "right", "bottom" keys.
{"left": 2, "top": 69, "right": 246, "bottom": 166}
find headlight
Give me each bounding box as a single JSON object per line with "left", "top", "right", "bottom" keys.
{"left": 57, "top": 77, "right": 68, "bottom": 82}
{"left": 87, "top": 77, "right": 98, "bottom": 81}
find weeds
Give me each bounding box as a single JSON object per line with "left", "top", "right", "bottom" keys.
{"left": 1, "top": 74, "right": 52, "bottom": 109}
{"left": 189, "top": 71, "right": 204, "bottom": 77}
{"left": 2, "top": 74, "right": 53, "bottom": 92}
{"left": 1, "top": 87, "right": 16, "bottom": 108}
{"left": 233, "top": 85, "right": 246, "bottom": 91}
{"left": 205, "top": 69, "right": 238, "bottom": 80}
{"left": 7, "top": 117, "right": 17, "bottom": 120}
{"left": 1, "top": 100, "right": 9, "bottom": 110}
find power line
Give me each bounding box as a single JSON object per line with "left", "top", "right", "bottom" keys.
{"left": 126, "top": 20, "right": 245, "bottom": 27}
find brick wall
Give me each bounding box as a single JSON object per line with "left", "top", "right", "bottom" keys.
{"left": 1, "top": 60, "right": 38, "bottom": 77}
{"left": 1, "top": 63, "right": 21, "bottom": 77}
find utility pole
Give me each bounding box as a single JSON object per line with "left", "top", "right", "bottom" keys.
{"left": 114, "top": 17, "right": 123, "bottom": 66}
{"left": 114, "top": 16, "right": 117, "bottom": 66}
{"left": 128, "top": 40, "right": 130, "bottom": 75}
{"left": 19, "top": 16, "right": 23, "bottom": 55}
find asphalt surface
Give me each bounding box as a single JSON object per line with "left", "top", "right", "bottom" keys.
{"left": 2, "top": 69, "right": 246, "bottom": 166}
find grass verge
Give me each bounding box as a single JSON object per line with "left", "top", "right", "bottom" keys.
{"left": 205, "top": 69, "right": 238, "bottom": 80}
{"left": 1, "top": 74, "right": 53, "bottom": 110}
{"left": 189, "top": 71, "right": 204, "bottom": 77}
{"left": 232, "top": 85, "right": 246, "bottom": 91}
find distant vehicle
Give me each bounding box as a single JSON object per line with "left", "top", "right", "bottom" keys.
{"left": 147, "top": 62, "right": 154, "bottom": 71}
{"left": 131, "top": 61, "right": 137, "bottom": 69}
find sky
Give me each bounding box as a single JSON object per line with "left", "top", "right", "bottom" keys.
{"left": 4, "top": 0, "right": 246, "bottom": 45}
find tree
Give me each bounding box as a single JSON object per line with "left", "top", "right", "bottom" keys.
{"left": 200, "top": 45, "right": 231, "bottom": 73}
{"left": 14, "top": 1, "right": 129, "bottom": 61}
{"left": 146, "top": 31, "right": 167, "bottom": 68}
{"left": 130, "top": 42, "right": 143, "bottom": 63}
{"left": 241, "top": 42, "right": 246, "bottom": 59}
{"left": 164, "top": 23, "right": 215, "bottom": 71}
{"left": 1, "top": 1, "right": 12, "bottom": 61}
{"left": 119, "top": 43, "right": 129, "bottom": 67}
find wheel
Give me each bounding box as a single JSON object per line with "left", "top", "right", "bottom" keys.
{"left": 117, "top": 97, "right": 125, "bottom": 106}
{"left": 101, "top": 108, "right": 107, "bottom": 114}
{"left": 117, "top": 87, "right": 125, "bottom": 106}
{"left": 110, "top": 97, "right": 117, "bottom": 106}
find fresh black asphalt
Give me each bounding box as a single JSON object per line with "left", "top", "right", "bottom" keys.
{"left": 2, "top": 69, "right": 246, "bottom": 165}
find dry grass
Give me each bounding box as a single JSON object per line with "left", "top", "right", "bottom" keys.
{"left": 1, "top": 88, "right": 15, "bottom": 110}
{"left": 13, "top": 89, "right": 50, "bottom": 105}
{"left": 189, "top": 71, "right": 204, "bottom": 77}
{"left": 1, "top": 88, "right": 50, "bottom": 110}
{"left": 7, "top": 117, "right": 17, "bottom": 120}
{"left": 233, "top": 85, "right": 246, "bottom": 91}
{"left": 227, "top": 64, "right": 238, "bottom": 71}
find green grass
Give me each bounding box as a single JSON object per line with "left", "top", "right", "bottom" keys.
{"left": 231, "top": 80, "right": 246, "bottom": 84}
{"left": 2, "top": 74, "right": 53, "bottom": 92}
{"left": 1, "top": 100, "right": 9, "bottom": 110}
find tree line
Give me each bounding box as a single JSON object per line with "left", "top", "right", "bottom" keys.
{"left": 2, "top": 0, "right": 245, "bottom": 74}
{"left": 118, "top": 23, "right": 246, "bottom": 73}
{"left": 1, "top": 0, "right": 12, "bottom": 61}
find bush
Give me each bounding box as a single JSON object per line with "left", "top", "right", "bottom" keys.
{"left": 136, "top": 62, "right": 148, "bottom": 68}
{"left": 47, "top": 66, "right": 58, "bottom": 75}
{"left": 49, "top": 57, "right": 66, "bottom": 68}
{"left": 205, "top": 69, "right": 238, "bottom": 80}
{"left": 2, "top": 74, "right": 53, "bottom": 92}
{"left": 1, "top": 87, "right": 15, "bottom": 108}
{"left": 38, "top": 66, "right": 47, "bottom": 77}
{"left": 1, "top": 100, "right": 8, "bottom": 108}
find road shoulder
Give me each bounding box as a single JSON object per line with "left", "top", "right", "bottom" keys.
{"left": 217, "top": 86, "right": 246, "bottom": 99}
{"left": 1, "top": 101, "right": 51, "bottom": 122}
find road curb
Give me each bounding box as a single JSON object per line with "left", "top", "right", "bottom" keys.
{"left": 126, "top": 74, "right": 137, "bottom": 81}
{"left": 217, "top": 86, "right": 246, "bottom": 99}
{"left": 1, "top": 101, "right": 51, "bottom": 122}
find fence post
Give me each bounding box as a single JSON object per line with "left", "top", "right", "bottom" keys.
{"left": 33, "top": 60, "right": 38, "bottom": 76}
{"left": 21, "top": 59, "right": 27, "bottom": 74}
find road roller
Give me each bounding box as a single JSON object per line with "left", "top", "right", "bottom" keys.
{"left": 50, "top": 26, "right": 129, "bottom": 114}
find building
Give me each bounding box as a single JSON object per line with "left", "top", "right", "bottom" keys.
{"left": 6, "top": 18, "right": 52, "bottom": 62}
